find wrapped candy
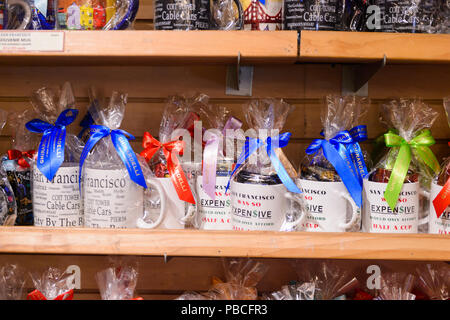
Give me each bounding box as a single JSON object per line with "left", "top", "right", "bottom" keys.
{"left": 139, "top": 95, "right": 202, "bottom": 230}
{"left": 25, "top": 82, "right": 85, "bottom": 228}
{"left": 0, "top": 264, "right": 26, "bottom": 300}
{"left": 177, "top": 259, "right": 269, "bottom": 300}
{"left": 54, "top": 0, "right": 139, "bottom": 30}
{"left": 430, "top": 97, "right": 450, "bottom": 234}
{"left": 96, "top": 258, "right": 142, "bottom": 300}
{"left": 27, "top": 267, "right": 76, "bottom": 300}
{"left": 299, "top": 95, "right": 369, "bottom": 232}
{"left": 375, "top": 273, "right": 416, "bottom": 300}
{"left": 293, "top": 260, "right": 360, "bottom": 300}
{"left": 80, "top": 89, "right": 166, "bottom": 229}
{"left": 363, "top": 98, "right": 440, "bottom": 234}
{"left": 226, "top": 98, "right": 307, "bottom": 231}
{"left": 193, "top": 100, "right": 242, "bottom": 230}
{"left": 1, "top": 109, "right": 39, "bottom": 226}
{"left": 415, "top": 263, "right": 450, "bottom": 300}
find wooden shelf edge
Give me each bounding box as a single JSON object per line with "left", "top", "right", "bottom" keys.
{"left": 299, "top": 31, "right": 450, "bottom": 64}
{"left": 0, "top": 227, "right": 448, "bottom": 261}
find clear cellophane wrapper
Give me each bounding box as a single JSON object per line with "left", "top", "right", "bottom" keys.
{"left": 54, "top": 0, "right": 139, "bottom": 30}
{"left": 1, "top": 109, "right": 39, "bottom": 226}
{"left": 0, "top": 264, "right": 26, "bottom": 300}
{"left": 29, "top": 267, "right": 76, "bottom": 300}
{"left": 378, "top": 0, "right": 448, "bottom": 34}
{"left": 300, "top": 95, "right": 370, "bottom": 182}
{"left": 415, "top": 263, "right": 450, "bottom": 300}
{"left": 292, "top": 260, "right": 360, "bottom": 300}
{"left": 211, "top": 0, "right": 243, "bottom": 30}
{"left": 95, "top": 257, "right": 140, "bottom": 300}
{"left": 375, "top": 273, "right": 416, "bottom": 300}
{"left": 177, "top": 259, "right": 269, "bottom": 300}
{"left": 263, "top": 281, "right": 316, "bottom": 300}
{"left": 436, "top": 97, "right": 450, "bottom": 187}
{"left": 0, "top": 109, "right": 18, "bottom": 226}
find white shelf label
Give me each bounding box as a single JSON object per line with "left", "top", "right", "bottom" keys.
{"left": 0, "top": 31, "right": 64, "bottom": 52}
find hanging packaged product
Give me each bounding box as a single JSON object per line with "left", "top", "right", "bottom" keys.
{"left": 1, "top": 109, "right": 38, "bottom": 226}
{"left": 299, "top": 95, "right": 369, "bottom": 232}
{"left": 374, "top": 0, "right": 443, "bottom": 33}
{"left": 0, "top": 264, "right": 26, "bottom": 300}
{"left": 363, "top": 98, "right": 440, "bottom": 234}
{"left": 226, "top": 98, "right": 307, "bottom": 232}
{"left": 27, "top": 267, "right": 76, "bottom": 300}
{"left": 177, "top": 258, "right": 269, "bottom": 300}
{"left": 139, "top": 95, "right": 201, "bottom": 230}
{"left": 55, "top": 0, "right": 139, "bottom": 30}
{"left": 194, "top": 100, "right": 242, "bottom": 230}
{"left": 284, "top": 0, "right": 337, "bottom": 31}
{"left": 96, "top": 258, "right": 142, "bottom": 300}
{"left": 415, "top": 263, "right": 450, "bottom": 300}
{"left": 25, "top": 82, "right": 84, "bottom": 228}
{"left": 429, "top": 97, "right": 450, "bottom": 235}
{"left": 80, "top": 90, "right": 165, "bottom": 229}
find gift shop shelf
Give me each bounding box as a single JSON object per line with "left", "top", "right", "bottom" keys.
{"left": 1, "top": 30, "right": 449, "bottom": 66}
{"left": 0, "top": 227, "right": 448, "bottom": 261}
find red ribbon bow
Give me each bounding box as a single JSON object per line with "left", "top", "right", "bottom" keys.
{"left": 27, "top": 289, "right": 74, "bottom": 300}
{"left": 7, "top": 149, "right": 35, "bottom": 168}
{"left": 140, "top": 132, "right": 195, "bottom": 204}
{"left": 432, "top": 143, "right": 450, "bottom": 218}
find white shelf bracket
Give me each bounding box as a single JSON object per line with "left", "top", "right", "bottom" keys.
{"left": 226, "top": 51, "right": 253, "bottom": 96}
{"left": 342, "top": 54, "right": 387, "bottom": 96}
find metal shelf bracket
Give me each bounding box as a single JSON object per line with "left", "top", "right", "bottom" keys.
{"left": 342, "top": 54, "right": 387, "bottom": 96}
{"left": 226, "top": 51, "right": 254, "bottom": 96}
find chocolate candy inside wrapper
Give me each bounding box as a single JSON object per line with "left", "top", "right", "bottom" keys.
{"left": 1, "top": 163, "right": 30, "bottom": 225}
{"left": 437, "top": 159, "right": 450, "bottom": 186}
{"left": 369, "top": 168, "right": 419, "bottom": 184}
{"left": 234, "top": 170, "right": 282, "bottom": 185}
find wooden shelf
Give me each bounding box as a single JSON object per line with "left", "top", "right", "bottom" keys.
{"left": 0, "top": 30, "right": 298, "bottom": 65}
{"left": 299, "top": 31, "right": 450, "bottom": 64}
{"left": 0, "top": 227, "right": 448, "bottom": 261}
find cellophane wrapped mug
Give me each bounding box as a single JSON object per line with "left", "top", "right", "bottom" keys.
{"left": 415, "top": 263, "right": 450, "bottom": 300}
{"left": 0, "top": 110, "right": 19, "bottom": 226}
{"left": 194, "top": 99, "right": 242, "bottom": 230}
{"left": 363, "top": 99, "right": 440, "bottom": 234}
{"left": 25, "top": 82, "right": 85, "bottom": 228}
{"left": 0, "top": 264, "right": 26, "bottom": 300}
{"left": 429, "top": 97, "right": 450, "bottom": 234}
{"left": 227, "top": 98, "right": 307, "bottom": 232}
{"left": 177, "top": 258, "right": 269, "bottom": 300}
{"left": 1, "top": 109, "right": 39, "bottom": 226}
{"left": 54, "top": 0, "right": 139, "bottom": 30}
{"left": 80, "top": 90, "right": 164, "bottom": 229}
{"left": 374, "top": 273, "right": 416, "bottom": 300}
{"left": 139, "top": 95, "right": 202, "bottom": 230}
{"left": 27, "top": 267, "right": 76, "bottom": 300}
{"left": 299, "top": 95, "right": 370, "bottom": 232}
{"left": 96, "top": 258, "right": 142, "bottom": 300}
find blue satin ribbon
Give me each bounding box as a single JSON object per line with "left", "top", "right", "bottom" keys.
{"left": 77, "top": 109, "right": 95, "bottom": 139}
{"left": 79, "top": 125, "right": 147, "bottom": 189}
{"left": 348, "top": 125, "right": 369, "bottom": 185}
{"left": 26, "top": 109, "right": 78, "bottom": 181}
{"left": 225, "top": 132, "right": 301, "bottom": 194}
{"left": 306, "top": 136, "right": 363, "bottom": 208}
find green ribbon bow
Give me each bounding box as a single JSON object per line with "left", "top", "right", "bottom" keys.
{"left": 384, "top": 129, "right": 441, "bottom": 210}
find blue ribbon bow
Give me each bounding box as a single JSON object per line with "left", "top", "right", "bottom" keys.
{"left": 79, "top": 125, "right": 147, "bottom": 189}
{"left": 226, "top": 132, "right": 301, "bottom": 194}
{"left": 348, "top": 125, "right": 369, "bottom": 185}
{"left": 306, "top": 133, "right": 363, "bottom": 208}
{"left": 26, "top": 108, "right": 78, "bottom": 181}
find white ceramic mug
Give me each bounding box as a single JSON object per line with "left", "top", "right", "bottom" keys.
{"left": 230, "top": 180, "right": 306, "bottom": 231}
{"left": 427, "top": 182, "right": 450, "bottom": 235}
{"left": 362, "top": 179, "right": 428, "bottom": 233}
{"left": 84, "top": 168, "right": 166, "bottom": 229}
{"left": 297, "top": 179, "right": 360, "bottom": 232}
{"left": 33, "top": 163, "right": 83, "bottom": 228}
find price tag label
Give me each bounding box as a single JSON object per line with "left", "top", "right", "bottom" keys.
{"left": 0, "top": 31, "right": 64, "bottom": 52}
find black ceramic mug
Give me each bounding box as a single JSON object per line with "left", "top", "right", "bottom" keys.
{"left": 154, "top": 0, "right": 244, "bottom": 30}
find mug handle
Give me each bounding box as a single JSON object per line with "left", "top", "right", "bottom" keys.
{"left": 418, "top": 189, "right": 430, "bottom": 226}
{"left": 338, "top": 192, "right": 360, "bottom": 231}
{"left": 136, "top": 179, "right": 167, "bottom": 229}
{"left": 7, "top": 0, "right": 32, "bottom": 30}
{"left": 281, "top": 192, "right": 307, "bottom": 231}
